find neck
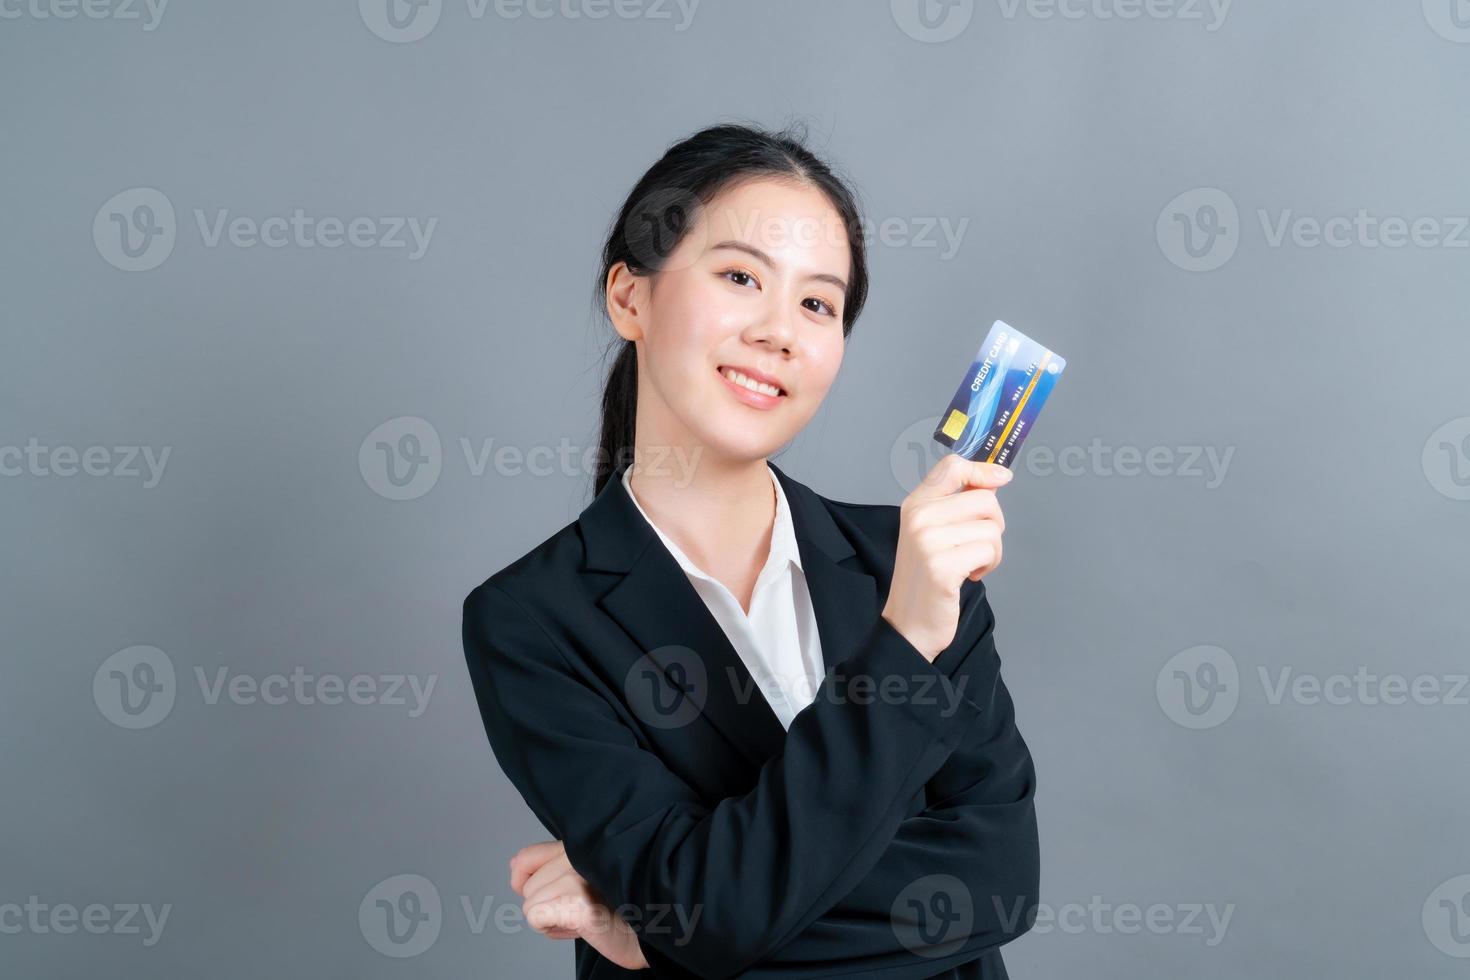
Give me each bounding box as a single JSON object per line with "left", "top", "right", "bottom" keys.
{"left": 624, "top": 448, "right": 775, "bottom": 579}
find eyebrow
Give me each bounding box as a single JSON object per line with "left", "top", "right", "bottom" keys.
{"left": 709, "top": 240, "right": 849, "bottom": 293}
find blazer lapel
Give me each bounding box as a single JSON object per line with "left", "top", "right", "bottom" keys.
{"left": 578, "top": 457, "right": 881, "bottom": 770}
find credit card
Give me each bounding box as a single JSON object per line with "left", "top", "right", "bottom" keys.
{"left": 931, "top": 320, "right": 1066, "bottom": 468}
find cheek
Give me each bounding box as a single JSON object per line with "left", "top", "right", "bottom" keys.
{"left": 660, "top": 279, "right": 742, "bottom": 355}
{"left": 803, "top": 334, "right": 845, "bottom": 392}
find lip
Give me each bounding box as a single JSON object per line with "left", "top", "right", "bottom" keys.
{"left": 716, "top": 365, "right": 787, "bottom": 410}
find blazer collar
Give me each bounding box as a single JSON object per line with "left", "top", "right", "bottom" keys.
{"left": 578, "top": 456, "right": 879, "bottom": 769}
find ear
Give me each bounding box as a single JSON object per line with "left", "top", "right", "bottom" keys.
{"left": 606, "top": 261, "right": 647, "bottom": 343}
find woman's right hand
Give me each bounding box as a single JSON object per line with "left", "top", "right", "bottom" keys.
{"left": 881, "top": 453, "right": 1012, "bottom": 663}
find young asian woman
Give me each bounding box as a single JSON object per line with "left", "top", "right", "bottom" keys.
{"left": 462, "top": 122, "right": 1040, "bottom": 979}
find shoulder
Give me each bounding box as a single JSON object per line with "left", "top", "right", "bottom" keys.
{"left": 462, "top": 515, "right": 586, "bottom": 624}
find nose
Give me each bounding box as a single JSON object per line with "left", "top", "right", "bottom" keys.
{"left": 745, "top": 302, "right": 797, "bottom": 356}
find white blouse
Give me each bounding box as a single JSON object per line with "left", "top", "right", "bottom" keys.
{"left": 621, "top": 462, "right": 827, "bottom": 730}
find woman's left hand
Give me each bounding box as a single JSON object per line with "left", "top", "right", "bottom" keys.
{"left": 509, "top": 840, "right": 649, "bottom": 971}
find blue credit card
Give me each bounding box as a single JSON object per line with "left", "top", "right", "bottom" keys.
{"left": 932, "top": 320, "right": 1066, "bottom": 467}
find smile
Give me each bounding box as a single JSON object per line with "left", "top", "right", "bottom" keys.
{"left": 717, "top": 366, "right": 787, "bottom": 408}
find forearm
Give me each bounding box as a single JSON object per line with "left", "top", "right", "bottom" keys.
{"left": 466, "top": 585, "right": 989, "bottom": 980}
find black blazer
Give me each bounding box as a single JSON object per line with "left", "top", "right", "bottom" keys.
{"left": 462, "top": 457, "right": 1040, "bottom": 980}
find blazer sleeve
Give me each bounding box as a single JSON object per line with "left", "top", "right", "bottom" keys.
{"left": 732, "top": 585, "right": 1041, "bottom": 979}
{"left": 462, "top": 580, "right": 988, "bottom": 980}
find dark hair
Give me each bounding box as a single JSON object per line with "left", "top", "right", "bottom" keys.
{"left": 589, "top": 119, "right": 871, "bottom": 497}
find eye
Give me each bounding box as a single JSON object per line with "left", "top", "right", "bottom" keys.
{"left": 805, "top": 297, "right": 838, "bottom": 318}
{"left": 720, "top": 268, "right": 758, "bottom": 289}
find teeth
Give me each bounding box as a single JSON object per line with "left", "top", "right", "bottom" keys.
{"left": 721, "top": 367, "right": 782, "bottom": 397}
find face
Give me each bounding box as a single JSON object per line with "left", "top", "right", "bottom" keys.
{"left": 607, "top": 177, "right": 852, "bottom": 469}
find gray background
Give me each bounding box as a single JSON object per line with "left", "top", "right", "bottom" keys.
{"left": 4, "top": 0, "right": 1469, "bottom": 976}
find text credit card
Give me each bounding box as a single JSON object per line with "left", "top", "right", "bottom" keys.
{"left": 932, "top": 320, "right": 1066, "bottom": 468}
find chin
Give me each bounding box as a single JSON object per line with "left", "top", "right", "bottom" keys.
{"left": 691, "top": 429, "right": 787, "bottom": 467}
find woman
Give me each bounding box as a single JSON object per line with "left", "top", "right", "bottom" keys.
{"left": 462, "top": 122, "right": 1040, "bottom": 979}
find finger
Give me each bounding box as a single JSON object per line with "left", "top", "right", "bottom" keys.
{"left": 913, "top": 518, "right": 999, "bottom": 554}
{"left": 526, "top": 895, "right": 583, "bottom": 935}
{"left": 913, "top": 486, "right": 1005, "bottom": 533}
{"left": 509, "top": 840, "right": 565, "bottom": 894}
{"left": 913, "top": 454, "right": 1013, "bottom": 500}
{"left": 522, "top": 853, "right": 576, "bottom": 907}
{"left": 945, "top": 534, "right": 1002, "bottom": 582}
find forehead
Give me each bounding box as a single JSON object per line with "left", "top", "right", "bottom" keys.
{"left": 698, "top": 177, "right": 852, "bottom": 270}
